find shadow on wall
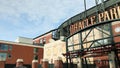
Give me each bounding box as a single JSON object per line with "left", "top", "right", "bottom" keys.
{"left": 5, "top": 64, "right": 31, "bottom": 68}
{"left": 38, "top": 63, "right": 77, "bottom": 68}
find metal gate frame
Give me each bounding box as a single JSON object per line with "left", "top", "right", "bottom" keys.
{"left": 63, "top": 19, "right": 120, "bottom": 68}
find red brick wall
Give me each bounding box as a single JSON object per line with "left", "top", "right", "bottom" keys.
{"left": 112, "top": 22, "right": 120, "bottom": 43}
{"left": 5, "top": 45, "right": 43, "bottom": 65}
{"left": 0, "top": 61, "right": 5, "bottom": 68}
{"left": 45, "top": 34, "right": 52, "bottom": 43}
{"left": 94, "top": 56, "right": 109, "bottom": 68}
{"left": 38, "top": 48, "right": 44, "bottom": 64}
{"left": 34, "top": 33, "right": 52, "bottom": 44}
{"left": 6, "top": 45, "right": 33, "bottom": 64}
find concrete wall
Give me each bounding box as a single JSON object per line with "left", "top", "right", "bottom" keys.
{"left": 44, "top": 40, "right": 66, "bottom": 63}
{"left": 16, "top": 37, "right": 33, "bottom": 44}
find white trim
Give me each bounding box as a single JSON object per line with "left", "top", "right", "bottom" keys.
{"left": 32, "top": 60, "right": 38, "bottom": 63}
{"left": 42, "top": 59, "right": 48, "bottom": 62}
{"left": 0, "top": 40, "right": 43, "bottom": 48}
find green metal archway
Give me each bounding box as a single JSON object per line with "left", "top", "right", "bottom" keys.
{"left": 63, "top": 19, "right": 120, "bottom": 68}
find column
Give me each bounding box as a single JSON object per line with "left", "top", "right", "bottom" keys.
{"left": 108, "top": 51, "right": 116, "bottom": 68}
{"left": 41, "top": 59, "right": 49, "bottom": 68}
{"left": 32, "top": 60, "right": 38, "bottom": 68}
{"left": 54, "top": 57, "right": 63, "bottom": 68}
{"left": 0, "top": 61, "right": 5, "bottom": 68}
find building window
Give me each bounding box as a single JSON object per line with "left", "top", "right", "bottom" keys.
{"left": 0, "top": 53, "right": 7, "bottom": 61}
{"left": 9, "top": 45, "right": 12, "bottom": 51}
{"left": 34, "top": 48, "right": 38, "bottom": 53}
{"left": 43, "top": 38, "right": 46, "bottom": 44}
{"left": 39, "top": 38, "right": 46, "bottom": 44}
{"left": 7, "top": 53, "right": 12, "bottom": 59}
{"left": 34, "top": 55, "right": 38, "bottom": 60}
{"left": 52, "top": 30, "right": 59, "bottom": 40}
{"left": 0, "top": 44, "right": 8, "bottom": 51}
{"left": 33, "top": 41, "right": 37, "bottom": 44}
{"left": 40, "top": 39, "right": 43, "bottom": 43}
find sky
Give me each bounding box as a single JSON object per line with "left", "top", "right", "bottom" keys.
{"left": 0, "top": 0, "right": 96, "bottom": 41}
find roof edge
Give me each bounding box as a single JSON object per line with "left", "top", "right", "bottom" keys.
{"left": 0, "top": 40, "right": 43, "bottom": 48}
{"left": 33, "top": 29, "right": 57, "bottom": 40}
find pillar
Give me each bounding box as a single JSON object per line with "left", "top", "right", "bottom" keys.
{"left": 0, "top": 61, "right": 5, "bottom": 68}
{"left": 77, "top": 57, "right": 83, "bottom": 68}
{"left": 32, "top": 60, "right": 38, "bottom": 68}
{"left": 41, "top": 59, "right": 49, "bottom": 68}
{"left": 108, "top": 51, "right": 116, "bottom": 68}
{"left": 54, "top": 57, "right": 63, "bottom": 68}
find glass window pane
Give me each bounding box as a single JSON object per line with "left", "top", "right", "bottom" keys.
{"left": 8, "top": 53, "right": 12, "bottom": 59}
{"left": 34, "top": 48, "right": 38, "bottom": 53}
{"left": 0, "top": 53, "right": 7, "bottom": 61}
{"left": 40, "top": 39, "right": 43, "bottom": 43}
{"left": 0, "top": 44, "right": 8, "bottom": 51}
{"left": 9, "top": 45, "right": 12, "bottom": 51}
{"left": 34, "top": 55, "right": 38, "bottom": 60}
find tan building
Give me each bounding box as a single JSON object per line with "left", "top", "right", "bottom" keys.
{"left": 44, "top": 40, "right": 66, "bottom": 63}
{"left": 33, "top": 29, "right": 67, "bottom": 63}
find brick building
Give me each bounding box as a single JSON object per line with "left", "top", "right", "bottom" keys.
{"left": 33, "top": 30, "right": 54, "bottom": 45}
{"left": 0, "top": 39, "right": 43, "bottom": 68}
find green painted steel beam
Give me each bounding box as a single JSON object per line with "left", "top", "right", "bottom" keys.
{"left": 67, "top": 19, "right": 120, "bottom": 39}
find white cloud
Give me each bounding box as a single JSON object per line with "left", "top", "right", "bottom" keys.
{"left": 0, "top": 0, "right": 85, "bottom": 21}
{"left": 0, "top": 0, "right": 96, "bottom": 41}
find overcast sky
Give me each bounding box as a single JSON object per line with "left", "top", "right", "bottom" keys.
{"left": 0, "top": 0, "right": 96, "bottom": 41}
